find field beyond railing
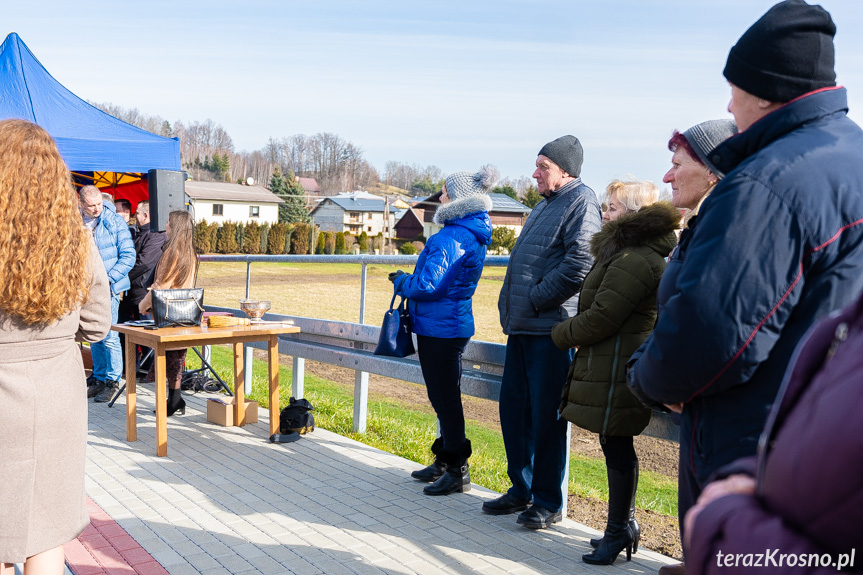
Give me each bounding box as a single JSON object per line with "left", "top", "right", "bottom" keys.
{"left": 197, "top": 254, "right": 510, "bottom": 343}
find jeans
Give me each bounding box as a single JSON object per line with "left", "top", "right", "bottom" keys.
{"left": 91, "top": 294, "right": 122, "bottom": 381}
{"left": 499, "top": 334, "right": 572, "bottom": 512}
{"left": 416, "top": 335, "right": 470, "bottom": 452}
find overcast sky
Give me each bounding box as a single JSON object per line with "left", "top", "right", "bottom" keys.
{"left": 6, "top": 1, "right": 863, "bottom": 193}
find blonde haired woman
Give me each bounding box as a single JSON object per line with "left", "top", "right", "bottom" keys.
{"left": 0, "top": 120, "right": 111, "bottom": 574}
{"left": 139, "top": 210, "right": 198, "bottom": 416}
{"left": 551, "top": 178, "right": 680, "bottom": 565}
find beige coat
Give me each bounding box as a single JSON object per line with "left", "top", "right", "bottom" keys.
{"left": 0, "top": 245, "right": 111, "bottom": 562}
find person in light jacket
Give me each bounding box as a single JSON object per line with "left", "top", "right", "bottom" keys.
{"left": 392, "top": 165, "right": 496, "bottom": 496}
{"left": 0, "top": 119, "right": 112, "bottom": 574}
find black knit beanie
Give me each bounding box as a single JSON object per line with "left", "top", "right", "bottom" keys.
{"left": 723, "top": 0, "right": 836, "bottom": 103}
{"left": 538, "top": 135, "right": 583, "bottom": 178}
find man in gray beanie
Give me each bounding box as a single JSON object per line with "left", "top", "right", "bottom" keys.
{"left": 627, "top": 2, "right": 863, "bottom": 572}
{"left": 485, "top": 136, "right": 602, "bottom": 528}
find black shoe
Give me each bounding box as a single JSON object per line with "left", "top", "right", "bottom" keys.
{"left": 167, "top": 388, "right": 186, "bottom": 417}
{"left": 582, "top": 522, "right": 633, "bottom": 565}
{"left": 87, "top": 379, "right": 106, "bottom": 398}
{"left": 424, "top": 464, "right": 470, "bottom": 496}
{"left": 93, "top": 380, "right": 118, "bottom": 402}
{"left": 86, "top": 374, "right": 98, "bottom": 387}
{"left": 590, "top": 518, "right": 639, "bottom": 551}
{"left": 412, "top": 437, "right": 446, "bottom": 482}
{"left": 482, "top": 493, "right": 532, "bottom": 516}
{"left": 412, "top": 461, "right": 446, "bottom": 482}
{"left": 516, "top": 504, "right": 562, "bottom": 529}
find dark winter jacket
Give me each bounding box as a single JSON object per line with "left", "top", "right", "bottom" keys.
{"left": 498, "top": 178, "right": 602, "bottom": 335}
{"left": 126, "top": 228, "right": 167, "bottom": 305}
{"left": 687, "top": 291, "right": 863, "bottom": 574}
{"left": 628, "top": 87, "right": 863, "bottom": 487}
{"left": 394, "top": 195, "right": 492, "bottom": 339}
{"left": 92, "top": 201, "right": 135, "bottom": 296}
{"left": 551, "top": 202, "right": 680, "bottom": 437}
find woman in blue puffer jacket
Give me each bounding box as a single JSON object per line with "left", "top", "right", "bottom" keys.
{"left": 392, "top": 165, "right": 496, "bottom": 496}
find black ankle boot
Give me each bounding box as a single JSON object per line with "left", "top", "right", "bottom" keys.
{"left": 590, "top": 462, "right": 639, "bottom": 553}
{"left": 412, "top": 438, "right": 446, "bottom": 482}
{"left": 423, "top": 440, "right": 471, "bottom": 496}
{"left": 583, "top": 521, "right": 633, "bottom": 565}
{"left": 582, "top": 466, "right": 636, "bottom": 565}
{"left": 423, "top": 463, "right": 470, "bottom": 496}
{"left": 167, "top": 388, "right": 186, "bottom": 417}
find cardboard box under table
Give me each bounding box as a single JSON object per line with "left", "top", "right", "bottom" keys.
{"left": 207, "top": 397, "right": 258, "bottom": 426}
{"left": 111, "top": 322, "right": 300, "bottom": 457}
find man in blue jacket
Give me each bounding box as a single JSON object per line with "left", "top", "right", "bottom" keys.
{"left": 79, "top": 185, "right": 135, "bottom": 403}
{"left": 627, "top": 2, "right": 863, "bottom": 571}
{"left": 487, "top": 136, "right": 602, "bottom": 529}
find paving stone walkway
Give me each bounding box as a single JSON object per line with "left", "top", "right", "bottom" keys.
{"left": 82, "top": 386, "right": 675, "bottom": 574}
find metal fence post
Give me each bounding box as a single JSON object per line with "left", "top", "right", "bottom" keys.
{"left": 359, "top": 261, "right": 367, "bottom": 324}
{"left": 292, "top": 356, "right": 305, "bottom": 399}
{"left": 243, "top": 261, "right": 253, "bottom": 394}
{"left": 353, "top": 370, "right": 369, "bottom": 433}
{"left": 356, "top": 261, "right": 370, "bottom": 432}
{"left": 561, "top": 421, "right": 571, "bottom": 518}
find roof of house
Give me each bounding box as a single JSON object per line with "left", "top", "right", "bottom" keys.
{"left": 311, "top": 194, "right": 389, "bottom": 214}
{"left": 487, "top": 193, "right": 532, "bottom": 214}
{"left": 394, "top": 207, "right": 423, "bottom": 225}
{"left": 297, "top": 177, "right": 320, "bottom": 193}
{"left": 185, "top": 181, "right": 285, "bottom": 204}
{"left": 411, "top": 192, "right": 532, "bottom": 214}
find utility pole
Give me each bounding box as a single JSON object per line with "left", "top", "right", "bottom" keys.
{"left": 383, "top": 194, "right": 391, "bottom": 254}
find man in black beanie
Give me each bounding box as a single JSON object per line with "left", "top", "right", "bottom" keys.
{"left": 628, "top": 2, "right": 863, "bottom": 573}
{"left": 487, "top": 137, "right": 602, "bottom": 528}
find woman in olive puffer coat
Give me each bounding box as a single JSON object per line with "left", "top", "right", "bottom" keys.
{"left": 551, "top": 179, "right": 680, "bottom": 566}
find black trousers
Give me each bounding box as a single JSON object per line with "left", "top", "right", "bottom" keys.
{"left": 416, "top": 334, "right": 470, "bottom": 452}
{"left": 600, "top": 435, "right": 637, "bottom": 472}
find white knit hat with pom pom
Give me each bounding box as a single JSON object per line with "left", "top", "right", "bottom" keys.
{"left": 444, "top": 164, "right": 499, "bottom": 201}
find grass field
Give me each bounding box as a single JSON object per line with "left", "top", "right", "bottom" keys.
{"left": 186, "top": 343, "right": 678, "bottom": 517}
{"left": 197, "top": 260, "right": 509, "bottom": 343}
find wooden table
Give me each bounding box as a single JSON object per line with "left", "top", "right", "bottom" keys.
{"left": 112, "top": 323, "right": 300, "bottom": 457}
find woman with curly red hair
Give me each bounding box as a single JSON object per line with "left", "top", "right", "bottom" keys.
{"left": 0, "top": 120, "right": 111, "bottom": 574}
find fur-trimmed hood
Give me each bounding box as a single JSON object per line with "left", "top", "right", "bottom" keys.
{"left": 434, "top": 194, "right": 493, "bottom": 225}
{"left": 590, "top": 201, "right": 681, "bottom": 263}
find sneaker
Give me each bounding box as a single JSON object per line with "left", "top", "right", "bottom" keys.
{"left": 87, "top": 379, "right": 106, "bottom": 398}
{"left": 93, "top": 380, "right": 119, "bottom": 403}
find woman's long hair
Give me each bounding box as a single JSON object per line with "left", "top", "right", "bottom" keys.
{"left": 155, "top": 210, "right": 198, "bottom": 289}
{"left": 0, "top": 120, "right": 91, "bottom": 325}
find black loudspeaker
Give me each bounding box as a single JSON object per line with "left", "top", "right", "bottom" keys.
{"left": 148, "top": 169, "right": 187, "bottom": 232}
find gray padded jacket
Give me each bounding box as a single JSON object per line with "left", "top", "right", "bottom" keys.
{"left": 498, "top": 178, "right": 602, "bottom": 335}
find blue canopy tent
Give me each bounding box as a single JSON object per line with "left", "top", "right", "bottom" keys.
{"left": 0, "top": 32, "right": 180, "bottom": 179}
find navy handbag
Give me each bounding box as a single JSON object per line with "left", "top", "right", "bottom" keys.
{"left": 373, "top": 294, "right": 415, "bottom": 357}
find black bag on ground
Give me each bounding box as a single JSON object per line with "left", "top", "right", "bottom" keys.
{"left": 279, "top": 397, "right": 315, "bottom": 435}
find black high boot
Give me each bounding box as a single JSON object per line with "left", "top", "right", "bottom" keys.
{"left": 167, "top": 388, "right": 186, "bottom": 417}
{"left": 590, "top": 461, "right": 640, "bottom": 554}
{"left": 411, "top": 437, "right": 446, "bottom": 482}
{"left": 424, "top": 440, "right": 471, "bottom": 496}
{"left": 582, "top": 467, "right": 635, "bottom": 565}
